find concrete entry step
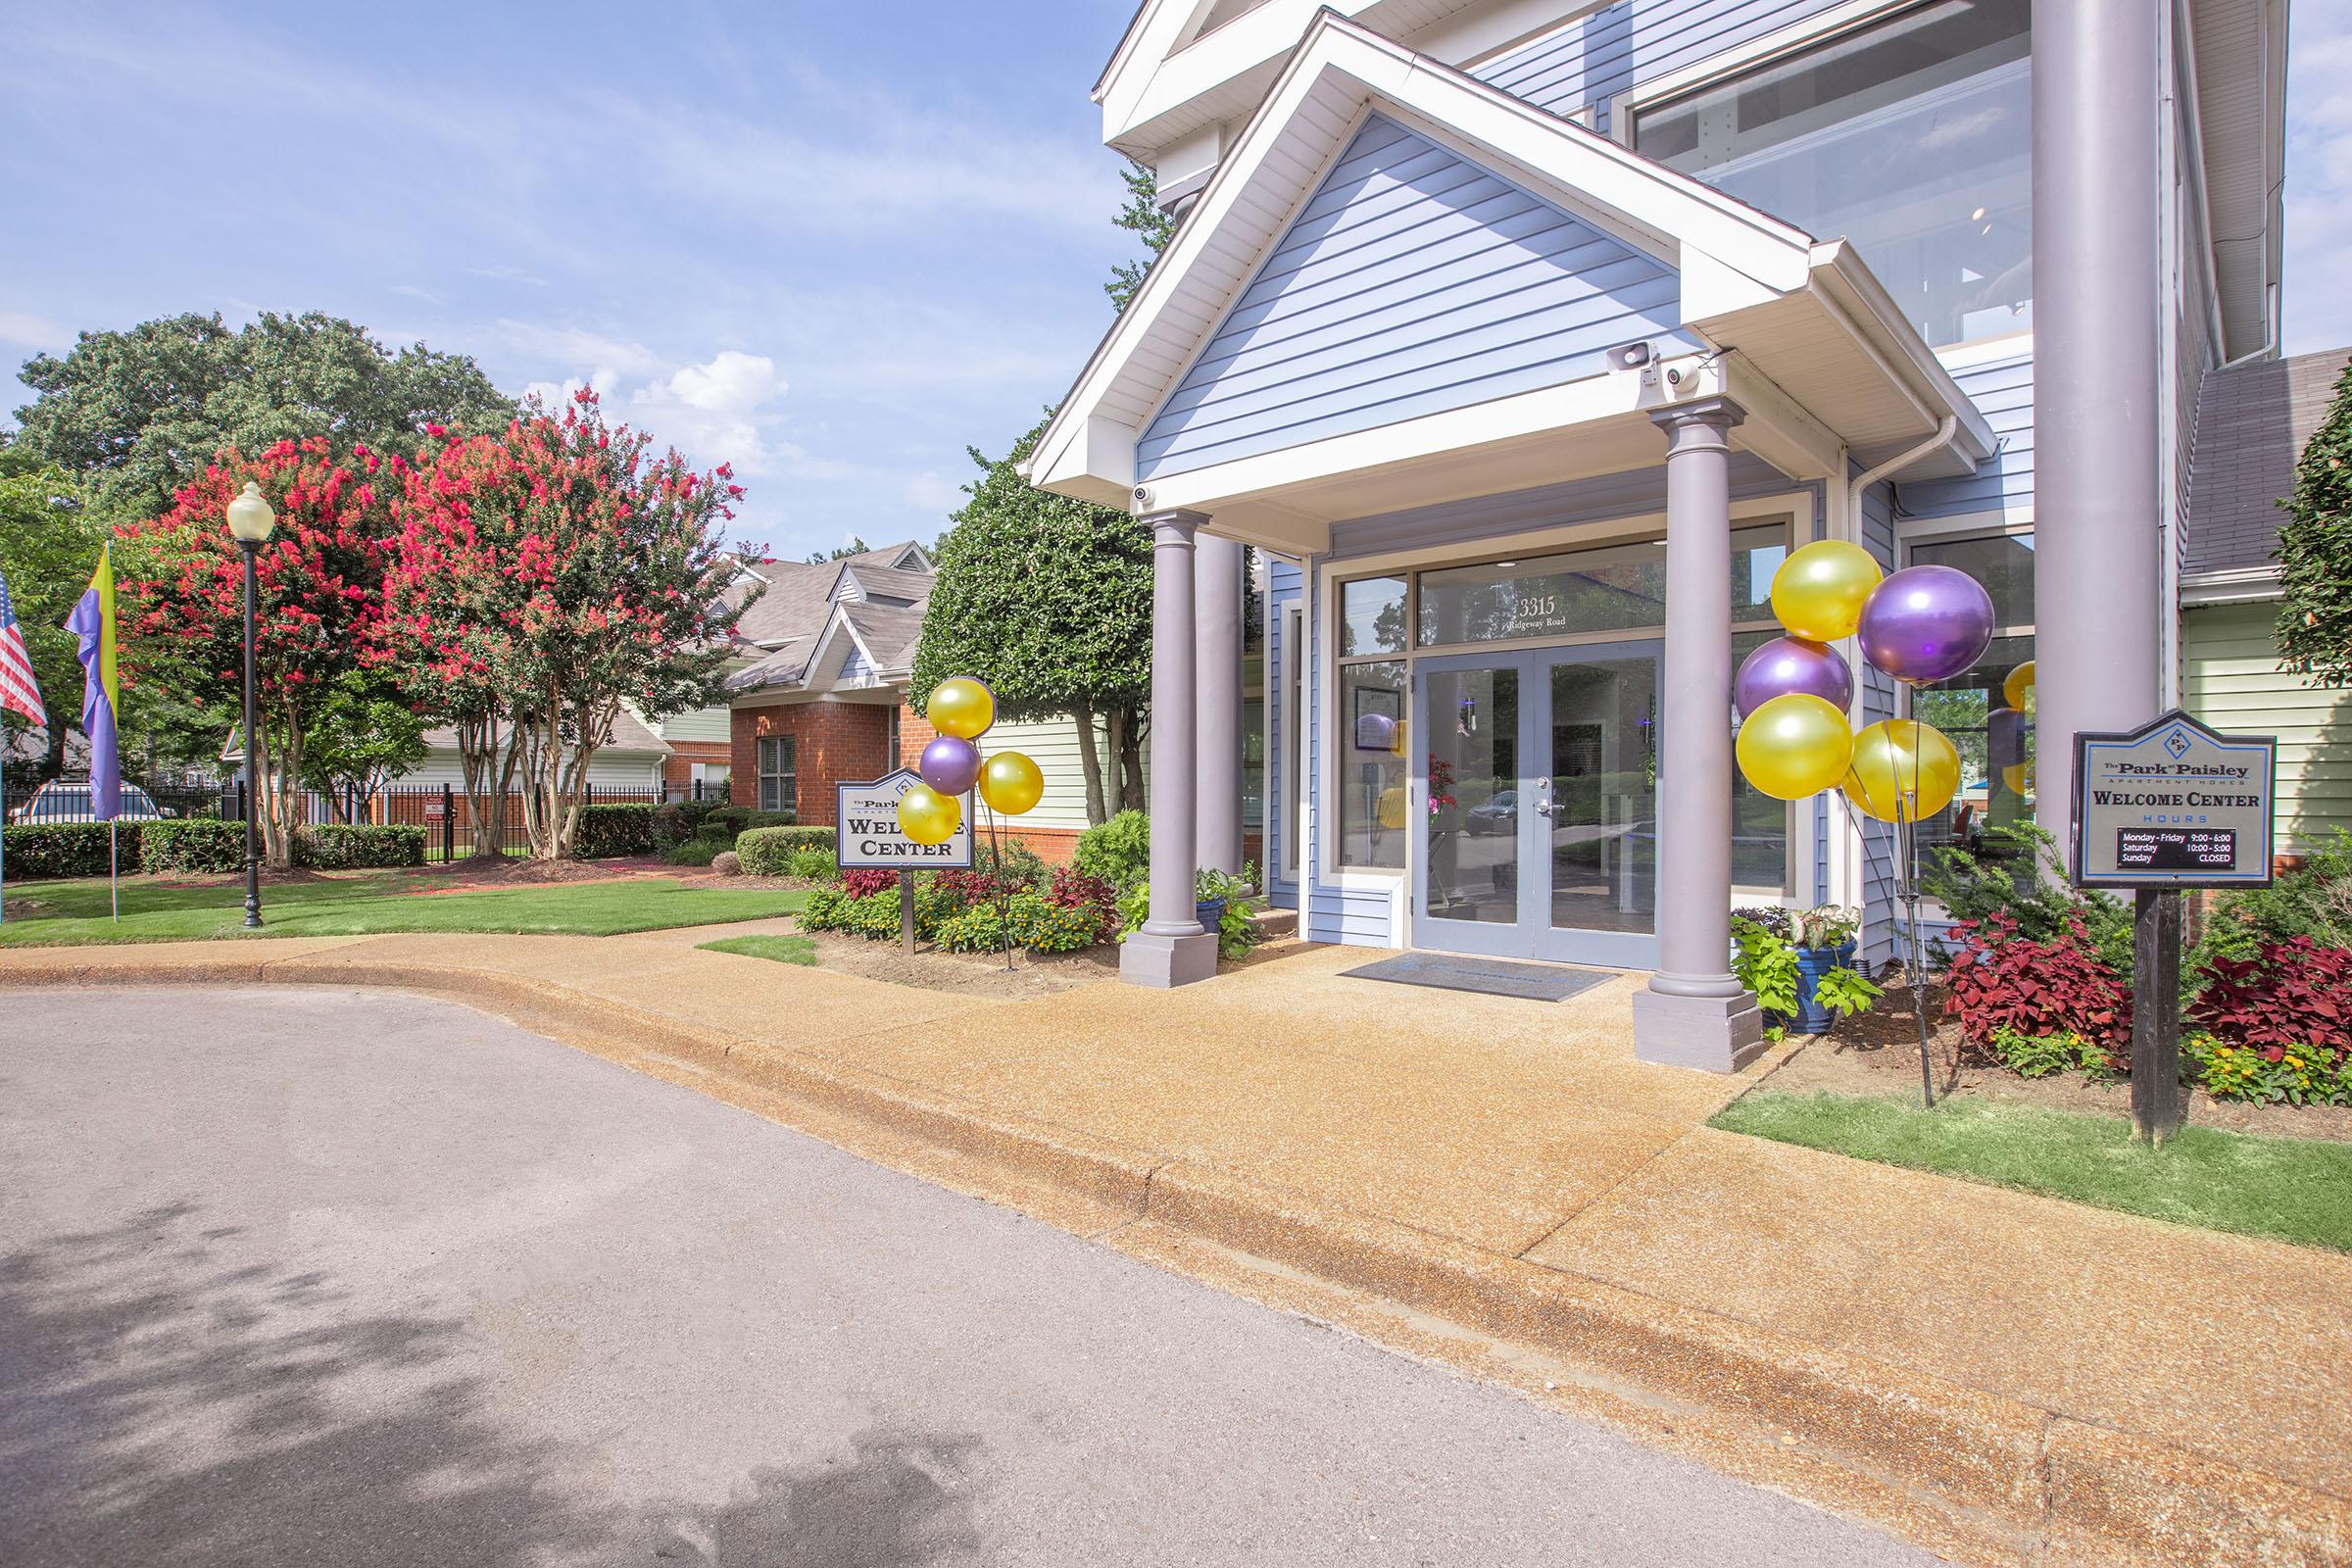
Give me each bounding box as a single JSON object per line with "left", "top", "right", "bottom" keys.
{"left": 1339, "top": 951, "right": 1616, "bottom": 1003}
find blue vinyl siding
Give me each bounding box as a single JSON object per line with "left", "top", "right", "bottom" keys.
{"left": 1267, "top": 557, "right": 1302, "bottom": 910}
{"left": 839, "top": 643, "right": 872, "bottom": 682}
{"left": 1472, "top": 0, "right": 1851, "bottom": 133}
{"left": 1137, "top": 115, "right": 1690, "bottom": 481}
{"left": 1897, "top": 351, "right": 2034, "bottom": 519}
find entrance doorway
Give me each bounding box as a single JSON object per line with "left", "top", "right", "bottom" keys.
{"left": 1411, "top": 640, "right": 1660, "bottom": 967}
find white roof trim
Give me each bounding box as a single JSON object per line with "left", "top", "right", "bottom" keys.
{"left": 2180, "top": 564, "right": 2281, "bottom": 606}
{"left": 1031, "top": 10, "right": 1985, "bottom": 511}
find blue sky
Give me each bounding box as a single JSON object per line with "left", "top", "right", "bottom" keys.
{"left": 3, "top": 0, "right": 2348, "bottom": 562}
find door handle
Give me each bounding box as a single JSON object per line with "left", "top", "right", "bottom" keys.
{"left": 1534, "top": 800, "right": 1553, "bottom": 817}
{"left": 1534, "top": 776, "right": 1553, "bottom": 817}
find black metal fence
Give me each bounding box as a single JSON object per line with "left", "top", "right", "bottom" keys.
{"left": 4, "top": 779, "right": 726, "bottom": 864}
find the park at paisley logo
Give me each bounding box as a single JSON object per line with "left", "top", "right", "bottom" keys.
{"left": 2163, "top": 726, "right": 2192, "bottom": 760}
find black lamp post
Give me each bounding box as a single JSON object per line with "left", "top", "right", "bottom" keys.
{"left": 225, "top": 481, "right": 276, "bottom": 929}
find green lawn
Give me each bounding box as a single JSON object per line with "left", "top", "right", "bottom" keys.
{"left": 1712, "top": 1089, "right": 2352, "bottom": 1252}
{"left": 0, "top": 869, "right": 809, "bottom": 946}
{"left": 696, "top": 934, "right": 818, "bottom": 966}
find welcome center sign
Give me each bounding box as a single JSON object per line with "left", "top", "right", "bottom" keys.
{"left": 2071, "top": 710, "right": 2276, "bottom": 889}
{"left": 836, "top": 767, "right": 973, "bottom": 870}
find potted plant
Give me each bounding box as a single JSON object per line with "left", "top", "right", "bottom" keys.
{"left": 1197, "top": 865, "right": 1246, "bottom": 935}
{"left": 1788, "top": 905, "right": 1861, "bottom": 1035}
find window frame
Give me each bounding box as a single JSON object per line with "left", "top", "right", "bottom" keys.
{"left": 757, "top": 733, "right": 797, "bottom": 818}
{"left": 1317, "top": 496, "right": 1808, "bottom": 899}
{"left": 1610, "top": 0, "right": 2033, "bottom": 355}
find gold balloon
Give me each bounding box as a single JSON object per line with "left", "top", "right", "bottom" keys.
{"left": 927, "top": 676, "right": 996, "bottom": 740}
{"left": 1770, "top": 540, "right": 1885, "bottom": 643}
{"left": 1735, "top": 693, "right": 1855, "bottom": 801}
{"left": 1377, "top": 785, "right": 1409, "bottom": 830}
{"left": 2002, "top": 661, "right": 2035, "bottom": 711}
{"left": 1841, "top": 719, "right": 1962, "bottom": 823}
{"left": 897, "top": 781, "right": 961, "bottom": 845}
{"left": 2001, "top": 760, "right": 2034, "bottom": 797}
{"left": 977, "top": 751, "right": 1045, "bottom": 815}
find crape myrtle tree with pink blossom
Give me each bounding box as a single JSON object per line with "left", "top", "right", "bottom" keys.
{"left": 386, "top": 389, "right": 752, "bottom": 860}
{"left": 116, "top": 437, "right": 396, "bottom": 867}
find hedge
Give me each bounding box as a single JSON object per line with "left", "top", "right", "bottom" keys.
{"left": 572, "top": 803, "right": 657, "bottom": 859}
{"left": 735, "top": 825, "right": 837, "bottom": 876}
{"left": 139, "top": 818, "right": 247, "bottom": 873}
{"left": 695, "top": 806, "right": 800, "bottom": 846}
{"left": 299, "top": 824, "right": 425, "bottom": 869}
{"left": 1, "top": 821, "right": 143, "bottom": 880}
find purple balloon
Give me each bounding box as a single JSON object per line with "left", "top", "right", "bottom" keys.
{"left": 918, "top": 734, "right": 981, "bottom": 797}
{"left": 1857, "top": 565, "right": 1995, "bottom": 685}
{"left": 1734, "top": 636, "right": 1853, "bottom": 719}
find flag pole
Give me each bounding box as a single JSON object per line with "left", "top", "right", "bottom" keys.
{"left": 110, "top": 818, "right": 119, "bottom": 923}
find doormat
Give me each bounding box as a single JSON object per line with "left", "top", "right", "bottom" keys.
{"left": 1339, "top": 953, "right": 1616, "bottom": 1003}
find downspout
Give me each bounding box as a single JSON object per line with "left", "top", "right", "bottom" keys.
{"left": 1845, "top": 415, "right": 1960, "bottom": 527}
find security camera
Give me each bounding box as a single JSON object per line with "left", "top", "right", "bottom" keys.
{"left": 1605, "top": 341, "right": 1657, "bottom": 374}
{"left": 1664, "top": 363, "right": 1701, "bottom": 395}
{"left": 1132, "top": 485, "right": 1154, "bottom": 508}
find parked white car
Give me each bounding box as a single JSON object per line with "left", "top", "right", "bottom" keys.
{"left": 7, "top": 782, "right": 174, "bottom": 823}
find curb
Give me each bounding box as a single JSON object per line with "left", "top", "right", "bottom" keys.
{"left": 7, "top": 951, "right": 2345, "bottom": 1567}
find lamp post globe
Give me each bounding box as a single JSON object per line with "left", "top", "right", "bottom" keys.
{"left": 226, "top": 481, "right": 275, "bottom": 929}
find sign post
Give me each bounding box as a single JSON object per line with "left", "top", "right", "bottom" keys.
{"left": 2071, "top": 710, "right": 2277, "bottom": 1144}
{"left": 836, "top": 768, "right": 973, "bottom": 957}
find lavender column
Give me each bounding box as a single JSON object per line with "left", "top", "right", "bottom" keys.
{"left": 1632, "top": 398, "right": 1766, "bottom": 1071}
{"left": 1122, "top": 509, "right": 1220, "bottom": 988}
{"left": 1194, "top": 532, "right": 1246, "bottom": 875}
{"left": 2033, "top": 0, "right": 2162, "bottom": 848}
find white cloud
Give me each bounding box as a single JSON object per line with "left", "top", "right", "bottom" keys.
{"left": 390, "top": 283, "right": 445, "bottom": 305}
{"left": 2284, "top": 13, "right": 2352, "bottom": 354}
{"left": 902, "top": 471, "right": 965, "bottom": 514}
{"left": 628, "top": 350, "right": 791, "bottom": 474}
{"left": 465, "top": 263, "right": 548, "bottom": 287}
{"left": 0, "top": 309, "right": 70, "bottom": 350}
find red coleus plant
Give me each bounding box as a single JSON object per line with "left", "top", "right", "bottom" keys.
{"left": 1942, "top": 910, "right": 2132, "bottom": 1057}
{"left": 2189, "top": 936, "right": 2352, "bottom": 1060}
{"left": 839, "top": 869, "right": 901, "bottom": 899}
{"left": 1045, "top": 863, "right": 1120, "bottom": 943}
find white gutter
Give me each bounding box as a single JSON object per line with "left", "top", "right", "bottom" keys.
{"left": 1845, "top": 415, "right": 1961, "bottom": 523}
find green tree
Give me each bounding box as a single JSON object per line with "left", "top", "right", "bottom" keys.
{"left": 12, "top": 312, "right": 512, "bottom": 518}
{"left": 2278, "top": 360, "right": 2352, "bottom": 687}
{"left": 910, "top": 416, "right": 1152, "bottom": 825}
{"left": 0, "top": 449, "right": 102, "bottom": 785}
{"left": 806, "top": 536, "right": 871, "bottom": 564}
{"left": 298, "top": 678, "right": 428, "bottom": 818}
{"left": 1104, "top": 160, "right": 1179, "bottom": 315}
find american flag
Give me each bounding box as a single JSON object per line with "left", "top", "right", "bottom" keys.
{"left": 0, "top": 565, "right": 46, "bottom": 728}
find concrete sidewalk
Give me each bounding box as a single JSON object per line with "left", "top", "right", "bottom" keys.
{"left": 6, "top": 933, "right": 2346, "bottom": 1566}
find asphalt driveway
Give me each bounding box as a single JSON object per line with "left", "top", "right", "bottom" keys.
{"left": 0, "top": 985, "right": 1932, "bottom": 1566}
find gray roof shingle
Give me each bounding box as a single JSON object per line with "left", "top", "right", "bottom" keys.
{"left": 2184, "top": 348, "right": 2352, "bottom": 574}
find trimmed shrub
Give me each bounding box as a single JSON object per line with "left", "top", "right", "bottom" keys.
{"left": 735, "top": 825, "right": 837, "bottom": 876}
{"left": 139, "top": 818, "right": 247, "bottom": 874}
{"left": 1073, "top": 809, "right": 1149, "bottom": 890}
{"left": 1, "top": 821, "right": 142, "bottom": 879}
{"left": 299, "top": 824, "right": 426, "bottom": 869}
{"left": 669, "top": 839, "right": 720, "bottom": 867}
{"left": 651, "top": 803, "right": 690, "bottom": 850}
{"left": 572, "top": 803, "right": 657, "bottom": 859}
{"left": 786, "top": 845, "right": 836, "bottom": 879}
{"left": 710, "top": 850, "right": 742, "bottom": 876}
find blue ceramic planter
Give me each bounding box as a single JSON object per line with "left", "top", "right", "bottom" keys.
{"left": 1791, "top": 941, "right": 1858, "bottom": 1034}
{"left": 1197, "top": 896, "right": 1227, "bottom": 935}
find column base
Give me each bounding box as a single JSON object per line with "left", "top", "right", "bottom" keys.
{"left": 1632, "top": 986, "right": 1767, "bottom": 1073}
{"left": 1120, "top": 929, "right": 1220, "bottom": 989}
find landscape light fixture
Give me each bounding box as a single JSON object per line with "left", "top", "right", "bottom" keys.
{"left": 225, "top": 480, "right": 275, "bottom": 928}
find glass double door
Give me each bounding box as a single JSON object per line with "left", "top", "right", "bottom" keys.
{"left": 1411, "top": 642, "right": 1661, "bottom": 968}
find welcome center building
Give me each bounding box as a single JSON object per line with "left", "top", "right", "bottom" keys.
{"left": 1026, "top": 0, "right": 2289, "bottom": 1070}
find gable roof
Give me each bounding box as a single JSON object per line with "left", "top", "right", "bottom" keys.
{"left": 724, "top": 547, "right": 934, "bottom": 701}
{"left": 2183, "top": 347, "right": 2352, "bottom": 578}
{"left": 726, "top": 542, "right": 934, "bottom": 649}
{"left": 1031, "top": 11, "right": 1990, "bottom": 544}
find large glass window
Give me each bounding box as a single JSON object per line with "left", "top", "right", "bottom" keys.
{"left": 1415, "top": 525, "right": 1785, "bottom": 647}
{"left": 1334, "top": 660, "right": 1407, "bottom": 869}
{"left": 1909, "top": 530, "right": 2034, "bottom": 864}
{"left": 757, "top": 734, "right": 796, "bottom": 817}
{"left": 1633, "top": 0, "right": 2032, "bottom": 348}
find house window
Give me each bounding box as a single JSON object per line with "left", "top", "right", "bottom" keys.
{"left": 757, "top": 734, "right": 797, "bottom": 817}
{"left": 1632, "top": 0, "right": 2032, "bottom": 348}
{"left": 886, "top": 706, "right": 902, "bottom": 770}
{"left": 1908, "top": 529, "right": 2035, "bottom": 864}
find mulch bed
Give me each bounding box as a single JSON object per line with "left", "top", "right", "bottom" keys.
{"left": 1762, "top": 976, "right": 2352, "bottom": 1144}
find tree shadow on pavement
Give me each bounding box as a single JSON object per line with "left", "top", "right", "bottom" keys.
{"left": 0, "top": 1200, "right": 619, "bottom": 1566}
{"left": 0, "top": 1201, "right": 989, "bottom": 1567}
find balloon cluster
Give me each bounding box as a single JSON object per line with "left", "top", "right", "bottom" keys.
{"left": 1733, "top": 543, "right": 1998, "bottom": 822}
{"left": 898, "top": 676, "right": 1046, "bottom": 844}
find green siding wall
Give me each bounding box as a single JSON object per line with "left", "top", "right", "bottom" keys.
{"left": 2182, "top": 601, "right": 2352, "bottom": 854}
